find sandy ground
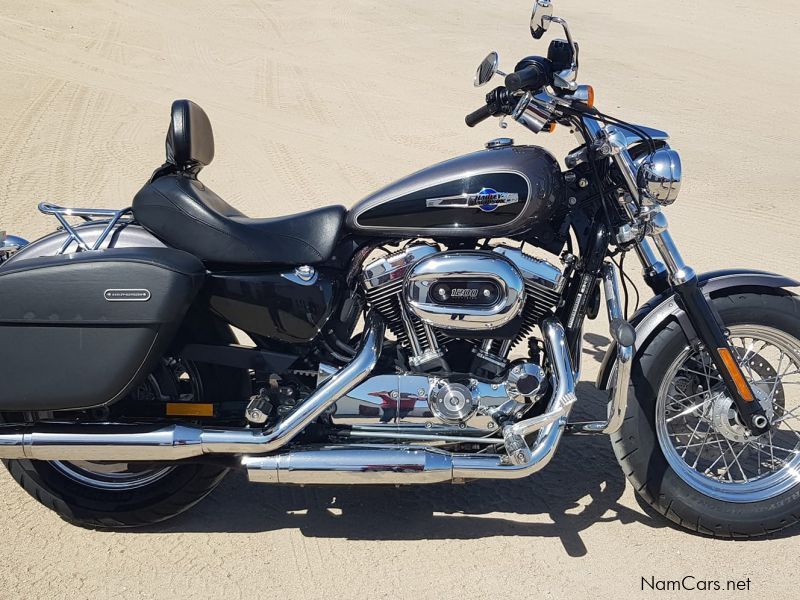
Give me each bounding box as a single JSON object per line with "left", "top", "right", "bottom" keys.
{"left": 0, "top": 1, "right": 799, "bottom": 598}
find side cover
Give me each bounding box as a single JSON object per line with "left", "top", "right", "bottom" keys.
{"left": 0, "top": 248, "right": 205, "bottom": 411}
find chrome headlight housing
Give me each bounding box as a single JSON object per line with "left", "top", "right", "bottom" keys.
{"left": 637, "top": 147, "right": 682, "bottom": 206}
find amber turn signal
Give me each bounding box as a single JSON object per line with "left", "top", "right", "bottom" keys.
{"left": 717, "top": 348, "right": 755, "bottom": 402}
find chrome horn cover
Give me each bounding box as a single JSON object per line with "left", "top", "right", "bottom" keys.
{"left": 637, "top": 147, "right": 682, "bottom": 206}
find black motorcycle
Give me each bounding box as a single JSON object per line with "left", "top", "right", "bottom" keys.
{"left": 1, "top": 0, "right": 798, "bottom": 536}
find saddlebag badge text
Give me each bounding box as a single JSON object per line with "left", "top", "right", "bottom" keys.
{"left": 426, "top": 187, "right": 519, "bottom": 213}
{"left": 104, "top": 289, "right": 151, "bottom": 302}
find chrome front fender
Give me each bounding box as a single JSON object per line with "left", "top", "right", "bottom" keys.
{"left": 596, "top": 269, "right": 800, "bottom": 391}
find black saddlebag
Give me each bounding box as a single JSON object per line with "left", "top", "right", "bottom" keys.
{"left": 0, "top": 248, "right": 205, "bottom": 411}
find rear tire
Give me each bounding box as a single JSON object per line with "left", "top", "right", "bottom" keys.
{"left": 2, "top": 317, "right": 249, "bottom": 529}
{"left": 3, "top": 457, "right": 227, "bottom": 529}
{"left": 613, "top": 292, "right": 800, "bottom": 537}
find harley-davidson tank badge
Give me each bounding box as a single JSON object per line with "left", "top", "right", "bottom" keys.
{"left": 426, "top": 187, "right": 519, "bottom": 213}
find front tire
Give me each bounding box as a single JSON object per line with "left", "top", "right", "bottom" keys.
{"left": 614, "top": 291, "right": 800, "bottom": 537}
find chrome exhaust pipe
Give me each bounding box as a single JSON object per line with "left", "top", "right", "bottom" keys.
{"left": 244, "top": 317, "right": 576, "bottom": 484}
{"left": 244, "top": 445, "right": 455, "bottom": 485}
{"left": 500, "top": 316, "right": 576, "bottom": 465}
{"left": 0, "top": 314, "right": 385, "bottom": 461}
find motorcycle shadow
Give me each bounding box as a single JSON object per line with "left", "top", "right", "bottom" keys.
{"left": 149, "top": 383, "right": 666, "bottom": 556}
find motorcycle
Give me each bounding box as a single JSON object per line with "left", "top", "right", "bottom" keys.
{"left": 0, "top": 0, "right": 798, "bottom": 537}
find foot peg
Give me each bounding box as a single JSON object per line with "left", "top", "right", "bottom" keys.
{"left": 245, "top": 389, "right": 273, "bottom": 425}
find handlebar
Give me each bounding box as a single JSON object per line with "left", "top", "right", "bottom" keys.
{"left": 505, "top": 60, "right": 552, "bottom": 93}
{"left": 465, "top": 57, "right": 553, "bottom": 127}
{"left": 464, "top": 87, "right": 510, "bottom": 128}
{"left": 465, "top": 103, "right": 496, "bottom": 127}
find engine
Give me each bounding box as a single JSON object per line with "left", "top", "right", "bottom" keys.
{"left": 362, "top": 242, "right": 565, "bottom": 372}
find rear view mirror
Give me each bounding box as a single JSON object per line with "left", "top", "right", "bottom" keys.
{"left": 474, "top": 52, "right": 500, "bottom": 87}
{"left": 530, "top": 0, "right": 553, "bottom": 40}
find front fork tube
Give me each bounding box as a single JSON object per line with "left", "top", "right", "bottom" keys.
{"left": 637, "top": 212, "right": 770, "bottom": 434}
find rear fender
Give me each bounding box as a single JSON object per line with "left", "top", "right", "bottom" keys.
{"left": 3, "top": 222, "right": 165, "bottom": 266}
{"left": 596, "top": 269, "right": 800, "bottom": 390}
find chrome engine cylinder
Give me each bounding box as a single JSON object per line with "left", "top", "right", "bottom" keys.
{"left": 362, "top": 244, "right": 444, "bottom": 366}
{"left": 362, "top": 243, "right": 565, "bottom": 362}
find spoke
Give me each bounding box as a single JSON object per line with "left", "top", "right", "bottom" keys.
{"left": 776, "top": 418, "right": 800, "bottom": 440}
{"left": 700, "top": 352, "right": 719, "bottom": 399}
{"left": 726, "top": 439, "right": 751, "bottom": 482}
{"left": 755, "top": 435, "right": 763, "bottom": 476}
{"left": 691, "top": 430, "right": 715, "bottom": 469}
{"left": 773, "top": 407, "right": 800, "bottom": 425}
{"left": 752, "top": 439, "right": 799, "bottom": 456}
{"left": 704, "top": 436, "right": 732, "bottom": 477}
{"left": 664, "top": 328, "right": 800, "bottom": 487}
{"left": 739, "top": 339, "right": 768, "bottom": 364}
{"left": 680, "top": 366, "right": 722, "bottom": 382}
{"left": 680, "top": 416, "right": 707, "bottom": 459}
{"left": 666, "top": 401, "right": 707, "bottom": 423}
{"left": 779, "top": 358, "right": 798, "bottom": 377}
{"left": 765, "top": 352, "right": 795, "bottom": 408}
{"left": 669, "top": 386, "right": 712, "bottom": 404}
{"left": 752, "top": 368, "right": 800, "bottom": 384}
{"left": 746, "top": 440, "right": 774, "bottom": 472}
{"left": 768, "top": 429, "right": 775, "bottom": 467}
{"left": 674, "top": 434, "right": 722, "bottom": 450}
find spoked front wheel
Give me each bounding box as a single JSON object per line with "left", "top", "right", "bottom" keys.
{"left": 614, "top": 292, "right": 800, "bottom": 537}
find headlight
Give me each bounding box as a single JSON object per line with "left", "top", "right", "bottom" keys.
{"left": 637, "top": 148, "right": 682, "bottom": 206}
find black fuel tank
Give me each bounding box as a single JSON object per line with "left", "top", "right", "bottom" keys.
{"left": 347, "top": 144, "right": 562, "bottom": 237}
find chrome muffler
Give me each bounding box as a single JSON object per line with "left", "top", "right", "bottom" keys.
{"left": 0, "top": 314, "right": 385, "bottom": 461}
{"left": 244, "top": 317, "right": 576, "bottom": 484}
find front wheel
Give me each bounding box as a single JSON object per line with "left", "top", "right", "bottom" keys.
{"left": 614, "top": 291, "right": 800, "bottom": 537}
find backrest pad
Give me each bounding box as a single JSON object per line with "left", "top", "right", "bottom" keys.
{"left": 165, "top": 99, "right": 214, "bottom": 169}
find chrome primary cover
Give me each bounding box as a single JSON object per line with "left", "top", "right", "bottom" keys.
{"left": 404, "top": 250, "right": 526, "bottom": 330}
{"left": 328, "top": 372, "right": 518, "bottom": 432}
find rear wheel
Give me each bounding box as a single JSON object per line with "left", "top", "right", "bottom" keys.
{"left": 614, "top": 292, "right": 800, "bottom": 537}
{"left": 2, "top": 349, "right": 248, "bottom": 529}
{"left": 4, "top": 454, "right": 228, "bottom": 529}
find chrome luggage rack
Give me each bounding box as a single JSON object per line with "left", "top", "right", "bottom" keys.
{"left": 38, "top": 202, "right": 134, "bottom": 255}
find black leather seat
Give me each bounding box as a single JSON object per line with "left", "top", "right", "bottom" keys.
{"left": 132, "top": 100, "right": 345, "bottom": 266}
